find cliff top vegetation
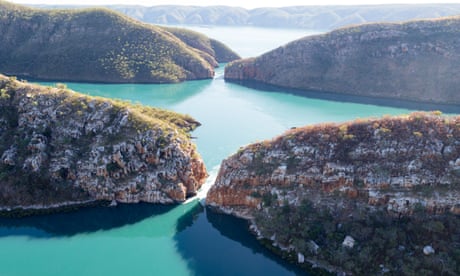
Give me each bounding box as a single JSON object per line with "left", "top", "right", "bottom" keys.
{"left": 209, "top": 111, "right": 460, "bottom": 275}
{"left": 0, "top": 74, "right": 205, "bottom": 209}
{"left": 0, "top": 74, "right": 200, "bottom": 136}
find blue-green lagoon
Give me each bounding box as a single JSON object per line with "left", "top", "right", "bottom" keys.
{"left": 0, "top": 27, "right": 416, "bottom": 276}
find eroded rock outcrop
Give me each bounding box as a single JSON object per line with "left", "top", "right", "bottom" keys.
{"left": 225, "top": 16, "right": 460, "bottom": 106}
{"left": 0, "top": 75, "right": 207, "bottom": 214}
{"left": 208, "top": 112, "right": 460, "bottom": 217}
{"left": 207, "top": 112, "right": 460, "bottom": 274}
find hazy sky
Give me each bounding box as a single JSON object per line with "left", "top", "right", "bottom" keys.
{"left": 8, "top": 0, "right": 460, "bottom": 9}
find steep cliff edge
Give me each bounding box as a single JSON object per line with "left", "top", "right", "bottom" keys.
{"left": 225, "top": 16, "right": 460, "bottom": 106}
{"left": 0, "top": 75, "right": 207, "bottom": 215}
{"left": 207, "top": 112, "right": 460, "bottom": 274}
{"left": 0, "top": 1, "right": 239, "bottom": 83}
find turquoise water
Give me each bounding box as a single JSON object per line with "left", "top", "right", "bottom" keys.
{"left": 0, "top": 27, "right": 415, "bottom": 276}
{"left": 56, "top": 70, "right": 410, "bottom": 169}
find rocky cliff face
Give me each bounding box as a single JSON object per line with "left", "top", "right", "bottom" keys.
{"left": 207, "top": 112, "right": 460, "bottom": 274}
{"left": 0, "top": 1, "right": 239, "bottom": 83}
{"left": 208, "top": 112, "right": 460, "bottom": 218}
{"left": 225, "top": 16, "right": 460, "bottom": 106}
{"left": 0, "top": 75, "right": 207, "bottom": 214}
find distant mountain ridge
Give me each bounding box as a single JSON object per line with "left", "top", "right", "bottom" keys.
{"left": 0, "top": 1, "right": 239, "bottom": 83}
{"left": 32, "top": 4, "right": 460, "bottom": 30}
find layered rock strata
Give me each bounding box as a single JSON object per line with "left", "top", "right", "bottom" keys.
{"left": 208, "top": 112, "right": 460, "bottom": 217}
{"left": 0, "top": 75, "right": 207, "bottom": 214}
{"left": 207, "top": 112, "right": 460, "bottom": 274}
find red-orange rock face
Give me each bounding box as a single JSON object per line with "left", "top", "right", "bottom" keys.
{"left": 207, "top": 112, "right": 460, "bottom": 218}
{"left": 0, "top": 75, "right": 208, "bottom": 212}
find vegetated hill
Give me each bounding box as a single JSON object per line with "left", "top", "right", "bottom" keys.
{"left": 207, "top": 112, "right": 460, "bottom": 275}
{"left": 225, "top": 16, "right": 460, "bottom": 107}
{"left": 0, "top": 1, "right": 239, "bottom": 83}
{"left": 0, "top": 74, "right": 207, "bottom": 216}
{"left": 31, "top": 4, "right": 460, "bottom": 30}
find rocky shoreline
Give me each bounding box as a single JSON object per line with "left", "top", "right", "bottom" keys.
{"left": 225, "top": 78, "right": 460, "bottom": 114}
{"left": 0, "top": 200, "right": 108, "bottom": 218}
{"left": 0, "top": 75, "right": 208, "bottom": 214}
{"left": 207, "top": 112, "right": 460, "bottom": 275}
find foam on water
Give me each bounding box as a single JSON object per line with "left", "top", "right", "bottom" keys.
{"left": 184, "top": 165, "right": 220, "bottom": 205}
